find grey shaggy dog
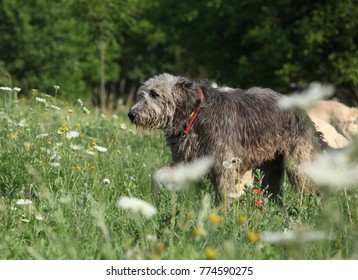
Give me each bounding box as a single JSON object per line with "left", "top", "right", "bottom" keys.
{"left": 128, "top": 73, "right": 328, "bottom": 205}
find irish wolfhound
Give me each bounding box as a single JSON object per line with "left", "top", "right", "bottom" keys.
{"left": 128, "top": 73, "right": 328, "bottom": 205}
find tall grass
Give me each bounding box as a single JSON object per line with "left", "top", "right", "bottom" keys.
{"left": 0, "top": 88, "right": 357, "bottom": 260}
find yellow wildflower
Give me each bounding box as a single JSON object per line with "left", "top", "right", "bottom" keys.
{"left": 193, "top": 226, "right": 204, "bottom": 237}
{"left": 247, "top": 231, "right": 259, "bottom": 243}
{"left": 205, "top": 246, "right": 218, "bottom": 260}
{"left": 58, "top": 125, "right": 69, "bottom": 132}
{"left": 116, "top": 149, "right": 122, "bottom": 154}
{"left": 238, "top": 215, "right": 248, "bottom": 224}
{"left": 186, "top": 211, "right": 193, "bottom": 220}
{"left": 208, "top": 213, "right": 221, "bottom": 224}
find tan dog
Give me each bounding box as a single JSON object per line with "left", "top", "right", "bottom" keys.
{"left": 308, "top": 100, "right": 358, "bottom": 138}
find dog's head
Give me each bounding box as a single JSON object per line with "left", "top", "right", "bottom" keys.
{"left": 128, "top": 73, "right": 202, "bottom": 133}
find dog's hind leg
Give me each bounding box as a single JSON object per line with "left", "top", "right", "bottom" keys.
{"left": 258, "top": 153, "right": 285, "bottom": 203}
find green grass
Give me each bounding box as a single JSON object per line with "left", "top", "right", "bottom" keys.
{"left": 0, "top": 89, "right": 357, "bottom": 260}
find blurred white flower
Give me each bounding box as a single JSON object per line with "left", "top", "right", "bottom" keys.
{"left": 102, "top": 178, "right": 111, "bottom": 185}
{"left": 86, "top": 150, "right": 95, "bottom": 155}
{"left": 120, "top": 123, "right": 127, "bottom": 130}
{"left": 66, "top": 131, "right": 80, "bottom": 139}
{"left": 301, "top": 149, "right": 358, "bottom": 189}
{"left": 54, "top": 85, "right": 60, "bottom": 90}
{"left": 83, "top": 107, "right": 90, "bottom": 114}
{"left": 35, "top": 214, "right": 44, "bottom": 221}
{"left": 16, "top": 199, "right": 32, "bottom": 205}
{"left": 146, "top": 234, "right": 157, "bottom": 242}
{"left": 35, "top": 97, "right": 47, "bottom": 104}
{"left": 70, "top": 144, "right": 82, "bottom": 151}
{"left": 278, "top": 82, "right": 334, "bottom": 110}
{"left": 93, "top": 145, "right": 107, "bottom": 153}
{"left": 50, "top": 105, "right": 61, "bottom": 110}
{"left": 49, "top": 162, "right": 61, "bottom": 167}
{"left": 13, "top": 87, "right": 21, "bottom": 92}
{"left": 261, "top": 229, "right": 332, "bottom": 244}
{"left": 77, "top": 99, "right": 84, "bottom": 107}
{"left": 153, "top": 156, "right": 215, "bottom": 192}
{"left": 117, "top": 196, "right": 157, "bottom": 219}
{"left": 36, "top": 133, "right": 49, "bottom": 139}
{"left": 0, "top": 87, "right": 12, "bottom": 91}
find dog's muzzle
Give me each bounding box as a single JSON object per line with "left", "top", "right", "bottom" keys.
{"left": 127, "top": 110, "right": 136, "bottom": 123}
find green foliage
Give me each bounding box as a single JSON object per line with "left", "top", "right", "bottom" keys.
{"left": 1, "top": 0, "right": 356, "bottom": 100}
{"left": 0, "top": 95, "right": 357, "bottom": 259}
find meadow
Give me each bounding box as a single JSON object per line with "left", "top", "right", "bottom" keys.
{"left": 0, "top": 87, "right": 357, "bottom": 260}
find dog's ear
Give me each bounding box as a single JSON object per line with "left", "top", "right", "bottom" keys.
{"left": 175, "top": 78, "right": 195, "bottom": 92}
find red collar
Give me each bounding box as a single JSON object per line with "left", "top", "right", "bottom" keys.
{"left": 183, "top": 87, "right": 204, "bottom": 134}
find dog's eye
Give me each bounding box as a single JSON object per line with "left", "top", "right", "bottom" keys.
{"left": 149, "top": 90, "right": 159, "bottom": 98}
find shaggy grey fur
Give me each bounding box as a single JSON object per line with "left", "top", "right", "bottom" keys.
{"left": 128, "top": 73, "right": 328, "bottom": 204}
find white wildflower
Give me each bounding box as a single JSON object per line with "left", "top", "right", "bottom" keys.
{"left": 68, "top": 109, "right": 73, "bottom": 113}
{"left": 278, "top": 82, "right": 334, "bottom": 110}
{"left": 301, "top": 149, "right": 358, "bottom": 189}
{"left": 117, "top": 196, "right": 157, "bottom": 219}
{"left": 83, "top": 106, "right": 90, "bottom": 114}
{"left": 16, "top": 199, "right": 33, "bottom": 205}
{"left": 77, "top": 98, "right": 84, "bottom": 107}
{"left": 35, "top": 214, "right": 44, "bottom": 221}
{"left": 36, "top": 133, "right": 49, "bottom": 138}
{"left": 102, "top": 178, "right": 111, "bottom": 185}
{"left": 120, "top": 123, "right": 127, "bottom": 130}
{"left": 0, "top": 87, "right": 12, "bottom": 91}
{"left": 66, "top": 131, "right": 80, "bottom": 139}
{"left": 261, "top": 229, "right": 332, "bottom": 244}
{"left": 13, "top": 87, "right": 21, "bottom": 92}
{"left": 153, "top": 156, "right": 215, "bottom": 192}
{"left": 24, "top": 142, "right": 31, "bottom": 149}
{"left": 50, "top": 105, "right": 61, "bottom": 110}
{"left": 35, "top": 97, "right": 47, "bottom": 104}
{"left": 146, "top": 234, "right": 157, "bottom": 242}
{"left": 49, "top": 162, "right": 60, "bottom": 167}
{"left": 49, "top": 152, "right": 61, "bottom": 161}
{"left": 86, "top": 150, "right": 95, "bottom": 155}
{"left": 93, "top": 145, "right": 108, "bottom": 153}
{"left": 70, "top": 144, "right": 82, "bottom": 151}
{"left": 54, "top": 85, "right": 60, "bottom": 90}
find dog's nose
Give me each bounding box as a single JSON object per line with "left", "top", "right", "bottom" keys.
{"left": 127, "top": 111, "right": 136, "bottom": 122}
